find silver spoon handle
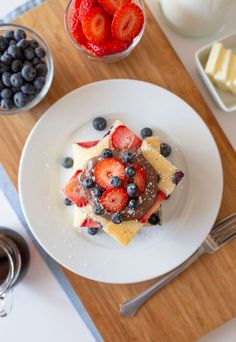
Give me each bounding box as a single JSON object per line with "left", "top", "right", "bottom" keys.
{"left": 120, "top": 246, "right": 205, "bottom": 317}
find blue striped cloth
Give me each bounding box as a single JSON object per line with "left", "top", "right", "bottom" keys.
{"left": 0, "top": 0, "right": 46, "bottom": 23}
{"left": 0, "top": 164, "right": 103, "bottom": 342}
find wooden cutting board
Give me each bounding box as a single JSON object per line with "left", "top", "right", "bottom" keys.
{"left": 1, "top": 0, "right": 236, "bottom": 341}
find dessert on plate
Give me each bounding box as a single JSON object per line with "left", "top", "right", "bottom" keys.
{"left": 62, "top": 119, "right": 184, "bottom": 245}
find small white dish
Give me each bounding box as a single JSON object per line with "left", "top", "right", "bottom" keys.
{"left": 19, "top": 79, "right": 223, "bottom": 284}
{"left": 195, "top": 32, "right": 236, "bottom": 112}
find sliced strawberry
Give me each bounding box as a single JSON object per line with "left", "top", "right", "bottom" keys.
{"left": 81, "top": 218, "right": 101, "bottom": 228}
{"left": 101, "top": 188, "right": 128, "bottom": 212}
{"left": 87, "top": 39, "right": 130, "bottom": 56}
{"left": 63, "top": 170, "right": 88, "bottom": 207}
{"left": 78, "top": 0, "right": 96, "bottom": 21}
{"left": 138, "top": 190, "right": 166, "bottom": 223}
{"left": 94, "top": 158, "right": 125, "bottom": 189}
{"left": 111, "top": 3, "right": 144, "bottom": 42}
{"left": 72, "top": 21, "right": 88, "bottom": 46}
{"left": 131, "top": 164, "right": 146, "bottom": 193}
{"left": 82, "top": 6, "right": 111, "bottom": 44}
{"left": 98, "top": 0, "right": 130, "bottom": 15}
{"left": 110, "top": 125, "right": 142, "bottom": 150}
{"left": 73, "top": 0, "right": 82, "bottom": 10}
{"left": 123, "top": 163, "right": 146, "bottom": 194}
{"left": 77, "top": 140, "right": 99, "bottom": 148}
{"left": 70, "top": 10, "right": 80, "bottom": 33}
{"left": 70, "top": 0, "right": 82, "bottom": 31}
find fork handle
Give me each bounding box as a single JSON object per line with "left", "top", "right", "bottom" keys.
{"left": 120, "top": 246, "right": 205, "bottom": 317}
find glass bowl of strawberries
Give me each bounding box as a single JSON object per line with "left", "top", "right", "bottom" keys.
{"left": 64, "top": 0, "right": 145, "bottom": 61}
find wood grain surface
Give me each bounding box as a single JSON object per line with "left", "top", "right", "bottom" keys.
{"left": 1, "top": 1, "right": 236, "bottom": 341}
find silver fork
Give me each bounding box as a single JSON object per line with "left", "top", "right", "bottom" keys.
{"left": 120, "top": 213, "right": 236, "bottom": 317}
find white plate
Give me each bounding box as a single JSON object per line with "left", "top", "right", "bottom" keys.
{"left": 195, "top": 32, "right": 236, "bottom": 112}
{"left": 19, "top": 79, "right": 223, "bottom": 284}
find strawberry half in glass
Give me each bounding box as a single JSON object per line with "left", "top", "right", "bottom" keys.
{"left": 64, "top": 0, "right": 145, "bottom": 61}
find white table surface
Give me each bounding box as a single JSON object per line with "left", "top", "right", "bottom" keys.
{"left": 0, "top": 0, "right": 27, "bottom": 18}
{"left": 0, "top": 189, "right": 95, "bottom": 342}
{"left": 0, "top": 1, "right": 236, "bottom": 341}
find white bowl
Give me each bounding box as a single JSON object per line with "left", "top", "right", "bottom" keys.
{"left": 195, "top": 32, "right": 236, "bottom": 112}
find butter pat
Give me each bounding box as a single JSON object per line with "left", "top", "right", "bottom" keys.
{"left": 226, "top": 55, "right": 236, "bottom": 94}
{"left": 205, "top": 41, "right": 236, "bottom": 97}
{"left": 205, "top": 42, "right": 223, "bottom": 79}
{"left": 213, "top": 48, "right": 232, "bottom": 90}
{"left": 230, "top": 76, "right": 236, "bottom": 95}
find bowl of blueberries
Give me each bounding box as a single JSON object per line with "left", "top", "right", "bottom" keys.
{"left": 0, "top": 24, "right": 53, "bottom": 114}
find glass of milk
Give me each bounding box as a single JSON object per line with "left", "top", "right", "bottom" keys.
{"left": 159, "top": 0, "right": 235, "bottom": 37}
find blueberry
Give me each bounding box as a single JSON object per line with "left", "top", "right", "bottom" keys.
{"left": 11, "top": 59, "right": 23, "bottom": 72}
{"left": 23, "top": 61, "right": 32, "bottom": 67}
{"left": 88, "top": 228, "right": 98, "bottom": 235}
{"left": 0, "top": 63, "right": 9, "bottom": 73}
{"left": 13, "top": 91, "right": 28, "bottom": 108}
{"left": 127, "top": 198, "right": 139, "bottom": 209}
{"left": 21, "top": 65, "right": 36, "bottom": 81}
{"left": 64, "top": 197, "right": 73, "bottom": 206}
{"left": 11, "top": 86, "right": 20, "bottom": 93}
{"left": 0, "top": 80, "right": 4, "bottom": 90}
{"left": 122, "top": 152, "right": 134, "bottom": 163}
{"left": 82, "top": 177, "right": 95, "bottom": 189}
{"left": 3, "top": 31, "right": 14, "bottom": 41}
{"left": 148, "top": 213, "right": 160, "bottom": 225}
{"left": 17, "top": 39, "right": 29, "bottom": 50}
{"left": 172, "top": 170, "right": 184, "bottom": 185}
{"left": 92, "top": 186, "right": 103, "bottom": 198}
{"left": 2, "top": 72, "right": 12, "bottom": 87}
{"left": 24, "top": 47, "right": 35, "bottom": 60}
{"left": 10, "top": 72, "right": 23, "bottom": 88}
{"left": 34, "top": 76, "right": 45, "bottom": 90}
{"left": 1, "top": 54, "right": 13, "bottom": 65}
{"left": 32, "top": 57, "right": 41, "bottom": 66}
{"left": 110, "top": 176, "right": 122, "bottom": 188}
{"left": 126, "top": 183, "right": 138, "bottom": 197}
{"left": 14, "top": 29, "right": 26, "bottom": 42}
{"left": 1, "top": 88, "right": 13, "bottom": 99}
{"left": 125, "top": 165, "right": 136, "bottom": 177}
{"left": 93, "top": 204, "right": 104, "bottom": 216}
{"left": 21, "top": 83, "right": 35, "bottom": 95}
{"left": 8, "top": 45, "right": 23, "bottom": 59}
{"left": 160, "top": 143, "right": 172, "bottom": 157}
{"left": 1, "top": 98, "right": 13, "bottom": 110}
{"left": 61, "top": 156, "right": 73, "bottom": 168}
{"left": 0, "top": 37, "right": 8, "bottom": 51}
{"left": 111, "top": 212, "right": 123, "bottom": 224}
{"left": 101, "top": 148, "right": 112, "bottom": 159}
{"left": 35, "top": 47, "right": 46, "bottom": 58}
{"left": 29, "top": 40, "right": 39, "bottom": 48}
{"left": 9, "top": 40, "right": 16, "bottom": 46}
{"left": 93, "top": 117, "right": 107, "bottom": 131}
{"left": 32, "top": 57, "right": 41, "bottom": 67}
{"left": 140, "top": 127, "right": 153, "bottom": 138}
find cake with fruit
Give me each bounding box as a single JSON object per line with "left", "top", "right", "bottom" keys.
{"left": 62, "top": 119, "right": 184, "bottom": 245}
